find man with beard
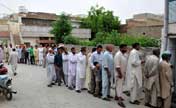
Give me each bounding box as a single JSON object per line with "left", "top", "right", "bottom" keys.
{"left": 114, "top": 44, "right": 128, "bottom": 107}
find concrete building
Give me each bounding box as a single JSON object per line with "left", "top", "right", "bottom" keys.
{"left": 0, "top": 19, "right": 11, "bottom": 45}
{"left": 121, "top": 13, "right": 164, "bottom": 38}
{"left": 6, "top": 11, "right": 91, "bottom": 46}
{"left": 161, "top": 0, "right": 176, "bottom": 106}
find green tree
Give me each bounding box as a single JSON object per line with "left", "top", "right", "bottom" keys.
{"left": 81, "top": 5, "right": 120, "bottom": 39}
{"left": 50, "top": 13, "right": 72, "bottom": 43}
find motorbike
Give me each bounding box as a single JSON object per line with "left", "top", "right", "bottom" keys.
{"left": 0, "top": 63, "right": 17, "bottom": 100}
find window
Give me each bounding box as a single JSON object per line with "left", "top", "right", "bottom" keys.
{"left": 169, "top": 0, "right": 176, "bottom": 23}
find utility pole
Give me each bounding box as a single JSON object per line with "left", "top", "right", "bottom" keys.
{"left": 164, "top": 0, "right": 169, "bottom": 50}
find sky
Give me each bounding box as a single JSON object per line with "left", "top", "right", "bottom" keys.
{"left": 0, "top": 0, "right": 164, "bottom": 23}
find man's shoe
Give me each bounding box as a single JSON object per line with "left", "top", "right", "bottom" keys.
{"left": 58, "top": 83, "right": 61, "bottom": 86}
{"left": 93, "top": 94, "right": 98, "bottom": 97}
{"left": 123, "top": 91, "right": 130, "bottom": 97}
{"left": 47, "top": 84, "right": 52, "bottom": 87}
{"left": 114, "top": 96, "right": 119, "bottom": 100}
{"left": 76, "top": 90, "right": 81, "bottom": 93}
{"left": 14, "top": 73, "right": 17, "bottom": 76}
{"left": 119, "top": 97, "right": 124, "bottom": 101}
{"left": 107, "top": 95, "right": 113, "bottom": 98}
{"left": 68, "top": 87, "right": 73, "bottom": 90}
{"left": 145, "top": 103, "right": 151, "bottom": 107}
{"left": 51, "top": 83, "right": 56, "bottom": 85}
{"left": 87, "top": 90, "right": 92, "bottom": 94}
{"left": 81, "top": 88, "right": 87, "bottom": 90}
{"left": 129, "top": 100, "right": 140, "bottom": 105}
{"left": 118, "top": 102, "right": 126, "bottom": 108}
{"left": 102, "top": 97, "right": 111, "bottom": 101}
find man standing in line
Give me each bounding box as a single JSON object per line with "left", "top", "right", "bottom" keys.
{"left": 0, "top": 45, "right": 3, "bottom": 63}
{"left": 144, "top": 49, "right": 160, "bottom": 108}
{"left": 34, "top": 45, "right": 39, "bottom": 65}
{"left": 87, "top": 48, "right": 96, "bottom": 94}
{"left": 75, "top": 47, "right": 87, "bottom": 93}
{"left": 159, "top": 51, "right": 173, "bottom": 108}
{"left": 16, "top": 46, "right": 22, "bottom": 63}
{"left": 46, "top": 48, "right": 56, "bottom": 87}
{"left": 90, "top": 45, "right": 103, "bottom": 95}
{"left": 114, "top": 44, "right": 128, "bottom": 107}
{"left": 43, "top": 44, "right": 48, "bottom": 68}
{"left": 68, "top": 47, "right": 77, "bottom": 90}
{"left": 8, "top": 48, "right": 18, "bottom": 76}
{"left": 54, "top": 47, "right": 65, "bottom": 86}
{"left": 29, "top": 46, "right": 35, "bottom": 65}
{"left": 38, "top": 45, "right": 44, "bottom": 66}
{"left": 126, "top": 43, "right": 144, "bottom": 105}
{"left": 4, "top": 45, "right": 9, "bottom": 63}
{"left": 102, "top": 44, "right": 114, "bottom": 101}
{"left": 62, "top": 47, "right": 70, "bottom": 87}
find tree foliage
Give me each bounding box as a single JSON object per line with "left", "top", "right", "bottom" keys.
{"left": 81, "top": 5, "right": 120, "bottom": 39}
{"left": 50, "top": 13, "right": 72, "bottom": 43}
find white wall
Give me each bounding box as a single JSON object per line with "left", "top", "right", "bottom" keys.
{"left": 71, "top": 28, "right": 91, "bottom": 39}
{"left": 0, "top": 25, "right": 9, "bottom": 31}
{"left": 21, "top": 26, "right": 54, "bottom": 37}
{"left": 169, "top": 23, "right": 176, "bottom": 34}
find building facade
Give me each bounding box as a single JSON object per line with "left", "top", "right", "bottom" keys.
{"left": 6, "top": 12, "right": 91, "bottom": 46}
{"left": 0, "top": 19, "right": 11, "bottom": 45}
{"left": 121, "top": 13, "right": 163, "bottom": 38}
{"left": 162, "top": 0, "right": 176, "bottom": 106}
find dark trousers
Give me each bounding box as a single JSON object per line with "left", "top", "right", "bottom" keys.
{"left": 90, "top": 69, "right": 96, "bottom": 93}
{"left": 55, "top": 67, "right": 65, "bottom": 85}
{"left": 30, "top": 56, "right": 35, "bottom": 65}
{"left": 25, "top": 57, "right": 29, "bottom": 64}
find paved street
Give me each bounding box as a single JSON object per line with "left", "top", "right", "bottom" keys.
{"left": 0, "top": 64, "right": 148, "bottom": 108}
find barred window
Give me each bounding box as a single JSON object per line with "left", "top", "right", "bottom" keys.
{"left": 169, "top": 0, "right": 176, "bottom": 23}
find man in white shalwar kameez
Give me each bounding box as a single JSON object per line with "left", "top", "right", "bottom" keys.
{"left": 114, "top": 44, "right": 128, "bottom": 107}
{"left": 68, "top": 47, "right": 77, "bottom": 90}
{"left": 126, "top": 43, "right": 144, "bottom": 105}
{"left": 62, "top": 48, "right": 70, "bottom": 86}
{"left": 38, "top": 45, "right": 44, "bottom": 66}
{"left": 46, "top": 48, "right": 56, "bottom": 87}
{"left": 144, "top": 49, "right": 160, "bottom": 108}
{"left": 8, "top": 48, "right": 18, "bottom": 76}
{"left": 75, "top": 47, "right": 86, "bottom": 93}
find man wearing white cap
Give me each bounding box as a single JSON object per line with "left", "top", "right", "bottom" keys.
{"left": 46, "top": 48, "right": 56, "bottom": 87}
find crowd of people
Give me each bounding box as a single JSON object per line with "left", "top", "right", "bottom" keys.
{"left": 0, "top": 43, "right": 174, "bottom": 108}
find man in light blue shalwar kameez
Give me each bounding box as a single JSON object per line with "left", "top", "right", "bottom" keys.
{"left": 102, "top": 45, "right": 114, "bottom": 101}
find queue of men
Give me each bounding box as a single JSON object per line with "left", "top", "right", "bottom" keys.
{"left": 0, "top": 43, "right": 174, "bottom": 108}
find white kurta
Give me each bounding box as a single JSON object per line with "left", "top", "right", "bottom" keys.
{"left": 114, "top": 51, "right": 128, "bottom": 97}
{"left": 68, "top": 53, "right": 77, "bottom": 88}
{"left": 126, "top": 49, "right": 142, "bottom": 90}
{"left": 8, "top": 51, "right": 18, "bottom": 74}
{"left": 62, "top": 53, "right": 70, "bottom": 85}
{"left": 46, "top": 53, "right": 56, "bottom": 84}
{"left": 76, "top": 52, "right": 86, "bottom": 91}
{"left": 126, "top": 49, "right": 142, "bottom": 102}
{"left": 38, "top": 48, "right": 44, "bottom": 61}
{"left": 62, "top": 53, "right": 69, "bottom": 75}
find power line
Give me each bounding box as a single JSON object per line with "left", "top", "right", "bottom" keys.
{"left": 0, "top": 2, "right": 15, "bottom": 13}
